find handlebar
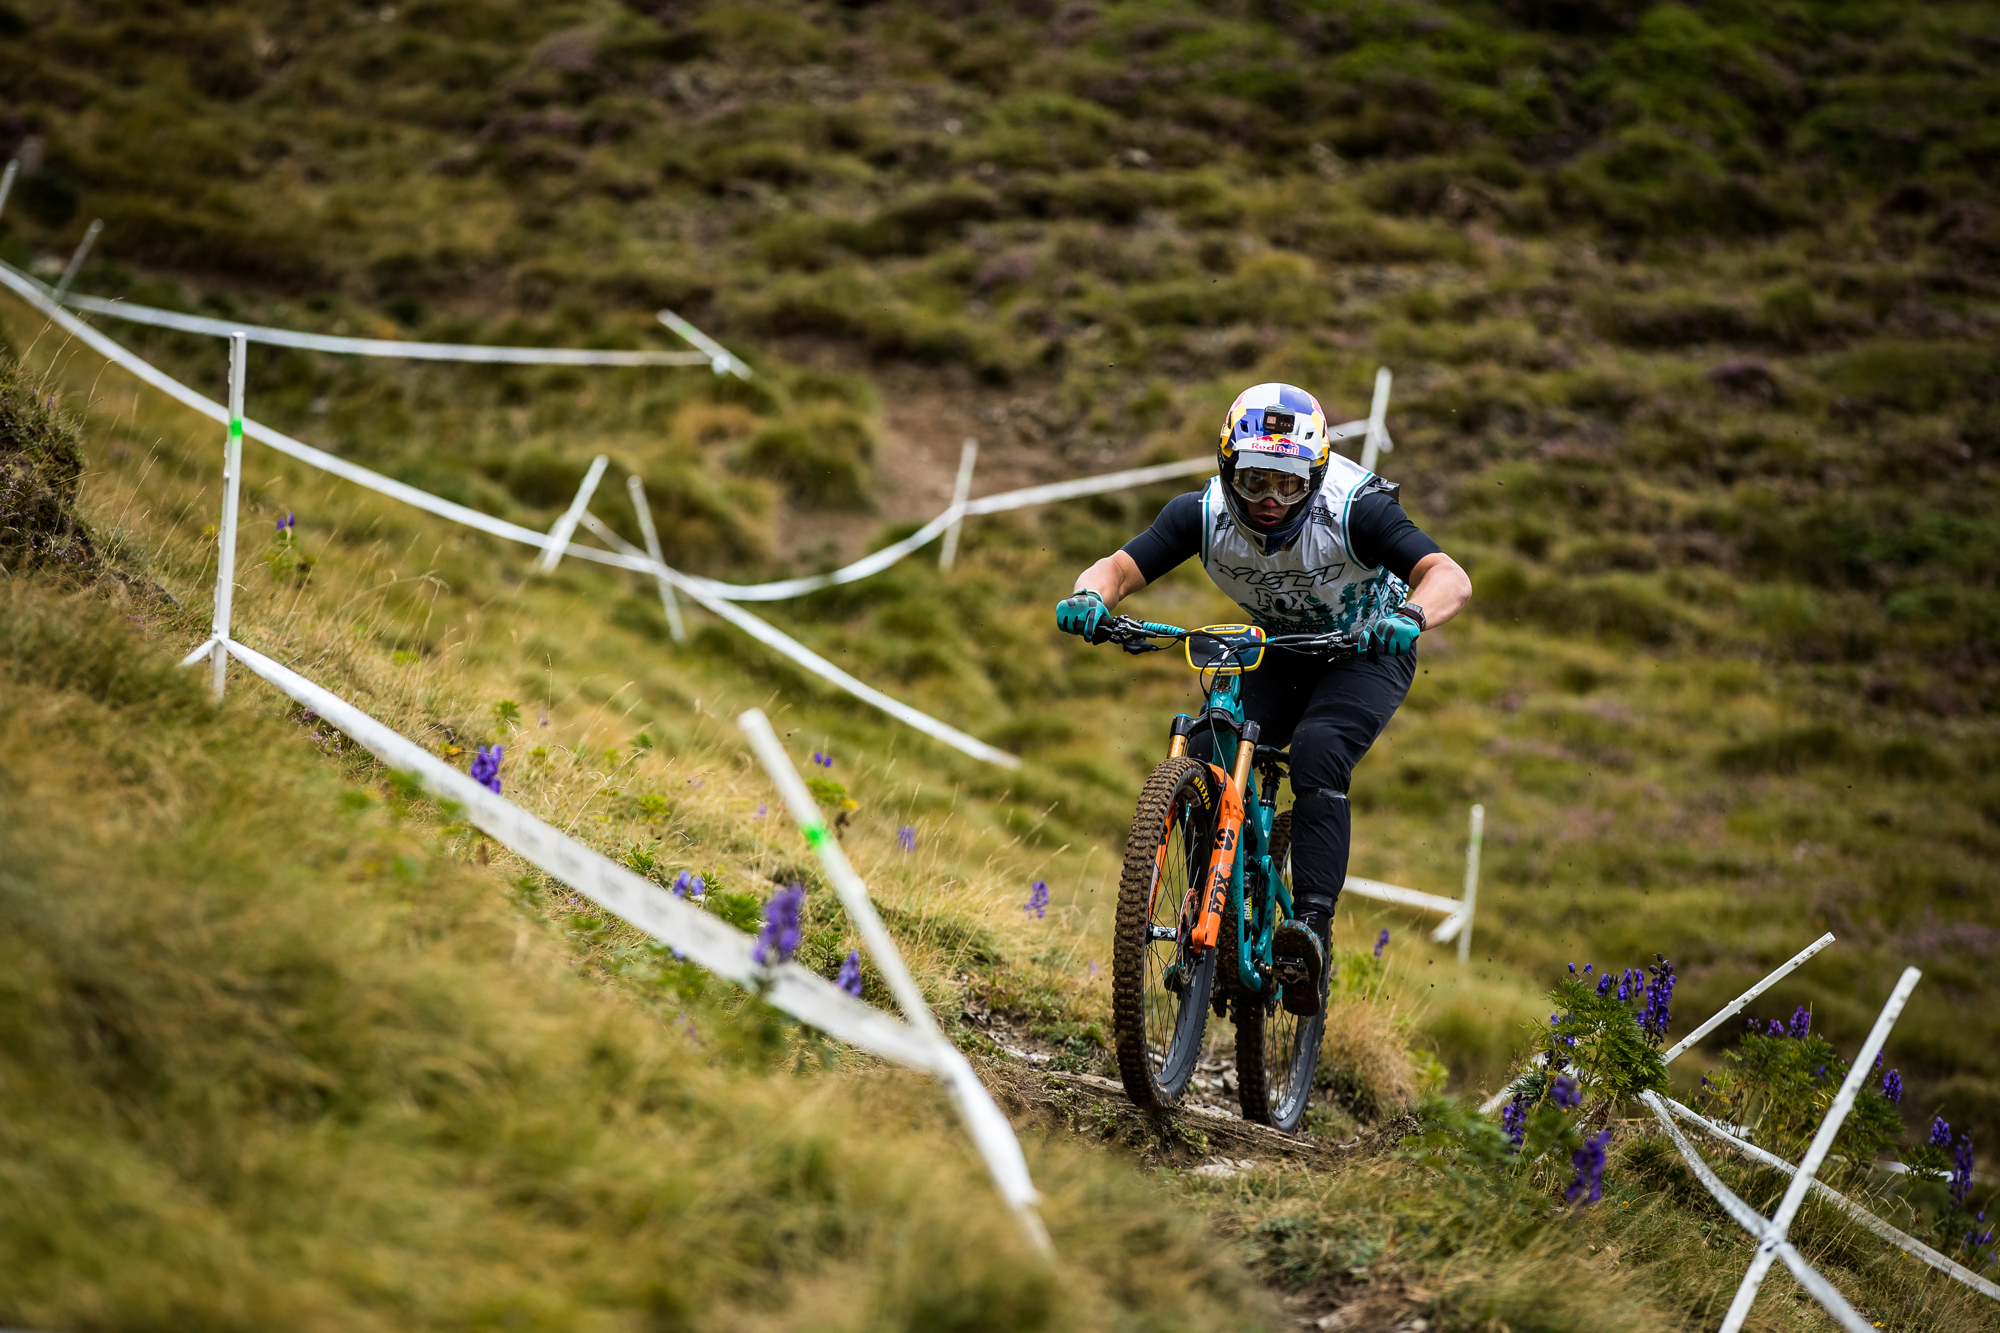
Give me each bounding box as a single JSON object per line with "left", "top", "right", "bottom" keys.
{"left": 1094, "top": 615, "right": 1364, "bottom": 660}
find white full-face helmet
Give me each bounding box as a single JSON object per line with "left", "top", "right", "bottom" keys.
{"left": 1215, "top": 382, "right": 1332, "bottom": 555}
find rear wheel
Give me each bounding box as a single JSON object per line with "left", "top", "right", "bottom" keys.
{"left": 1111, "top": 757, "right": 1218, "bottom": 1109}
{"left": 1235, "top": 809, "right": 1325, "bottom": 1132}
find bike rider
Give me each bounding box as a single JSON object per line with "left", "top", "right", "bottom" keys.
{"left": 1056, "top": 383, "right": 1470, "bottom": 1016}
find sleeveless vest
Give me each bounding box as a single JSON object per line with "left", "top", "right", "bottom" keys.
{"left": 1196, "top": 454, "right": 1407, "bottom": 635}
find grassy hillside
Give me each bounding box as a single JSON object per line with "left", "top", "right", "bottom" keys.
{"left": 3, "top": 0, "right": 1999, "bottom": 1328}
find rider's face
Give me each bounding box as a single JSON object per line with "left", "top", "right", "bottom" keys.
{"left": 1248, "top": 494, "right": 1290, "bottom": 525}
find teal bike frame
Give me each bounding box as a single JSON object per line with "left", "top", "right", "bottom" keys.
{"left": 1174, "top": 667, "right": 1293, "bottom": 996}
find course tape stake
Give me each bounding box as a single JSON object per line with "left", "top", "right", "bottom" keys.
{"left": 738, "top": 708, "right": 1052, "bottom": 1256}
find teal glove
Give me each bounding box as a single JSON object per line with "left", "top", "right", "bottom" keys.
{"left": 1360, "top": 609, "right": 1423, "bottom": 657}
{"left": 1056, "top": 589, "right": 1109, "bottom": 642}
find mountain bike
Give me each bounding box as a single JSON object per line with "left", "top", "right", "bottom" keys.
{"left": 1095, "top": 615, "right": 1361, "bottom": 1133}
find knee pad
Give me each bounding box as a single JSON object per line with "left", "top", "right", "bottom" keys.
{"left": 1288, "top": 786, "right": 1352, "bottom": 910}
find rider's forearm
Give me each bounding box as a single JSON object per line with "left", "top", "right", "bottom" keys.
{"left": 1406, "top": 552, "right": 1471, "bottom": 628}
{"left": 1074, "top": 550, "right": 1147, "bottom": 610}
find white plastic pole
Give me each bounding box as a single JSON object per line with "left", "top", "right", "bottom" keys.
{"left": 1720, "top": 967, "right": 1923, "bottom": 1333}
{"left": 534, "top": 455, "right": 609, "bottom": 573}
{"left": 51, "top": 218, "right": 103, "bottom": 305}
{"left": 1662, "top": 931, "right": 1837, "bottom": 1065}
{"left": 211, "top": 640, "right": 944, "bottom": 1072}
{"left": 657, "top": 308, "right": 751, "bottom": 379}
{"left": 1639, "top": 1092, "right": 1876, "bottom": 1333}
{"left": 0, "top": 160, "right": 17, "bottom": 221}
{"left": 1359, "top": 366, "right": 1392, "bottom": 474}
{"left": 737, "top": 708, "right": 1052, "bottom": 1257}
{"left": 210, "top": 332, "right": 247, "bottom": 699}
{"left": 1657, "top": 1094, "right": 2000, "bottom": 1301}
{"left": 1456, "top": 803, "right": 1482, "bottom": 965}
{"left": 938, "top": 437, "right": 978, "bottom": 572}
{"left": 625, "top": 475, "right": 686, "bottom": 646}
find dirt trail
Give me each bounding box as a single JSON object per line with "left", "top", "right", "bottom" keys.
{"left": 762, "top": 347, "right": 1179, "bottom": 566}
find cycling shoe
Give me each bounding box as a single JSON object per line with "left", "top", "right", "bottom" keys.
{"left": 1270, "top": 920, "right": 1327, "bottom": 1016}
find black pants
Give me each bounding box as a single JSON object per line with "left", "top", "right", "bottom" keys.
{"left": 1189, "top": 648, "right": 1416, "bottom": 921}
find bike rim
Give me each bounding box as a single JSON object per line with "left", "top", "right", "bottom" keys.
{"left": 1141, "top": 792, "right": 1203, "bottom": 1081}
{"left": 1262, "top": 1003, "right": 1321, "bottom": 1127}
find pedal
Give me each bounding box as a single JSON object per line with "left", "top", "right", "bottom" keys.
{"left": 1270, "top": 958, "right": 1309, "bottom": 987}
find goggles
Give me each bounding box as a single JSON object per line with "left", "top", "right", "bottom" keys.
{"left": 1230, "top": 466, "right": 1311, "bottom": 503}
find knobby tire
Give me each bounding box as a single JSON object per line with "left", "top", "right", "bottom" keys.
{"left": 1235, "top": 809, "right": 1325, "bottom": 1132}
{"left": 1111, "top": 756, "right": 1218, "bottom": 1109}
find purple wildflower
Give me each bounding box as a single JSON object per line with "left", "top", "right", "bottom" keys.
{"left": 1501, "top": 1097, "right": 1527, "bottom": 1153}
{"left": 1025, "top": 879, "right": 1049, "bottom": 919}
{"left": 1568, "top": 962, "right": 1576, "bottom": 973}
{"left": 897, "top": 824, "right": 917, "bottom": 853}
{"left": 837, "top": 949, "right": 864, "bottom": 998}
{"left": 1952, "top": 1137, "right": 1976, "bottom": 1206}
{"left": 753, "top": 884, "right": 805, "bottom": 966}
{"left": 1768, "top": 1019, "right": 1786, "bottom": 1038}
{"left": 469, "top": 744, "right": 503, "bottom": 794}
{"left": 1375, "top": 928, "right": 1390, "bottom": 958}
{"left": 1932, "top": 1116, "right": 1953, "bottom": 1149}
{"left": 1597, "top": 973, "right": 1615, "bottom": 997}
{"left": 1552, "top": 1075, "right": 1582, "bottom": 1110}
{"left": 1639, "top": 957, "right": 1676, "bottom": 1041}
{"left": 672, "top": 870, "right": 706, "bottom": 900}
{"left": 1788, "top": 1005, "right": 1811, "bottom": 1040}
{"left": 811, "top": 750, "right": 832, "bottom": 768}
{"left": 755, "top": 803, "right": 766, "bottom": 819}
{"left": 1582, "top": 963, "right": 1593, "bottom": 973}
{"left": 1882, "top": 1069, "right": 1903, "bottom": 1104}
{"left": 276, "top": 512, "right": 296, "bottom": 533}
{"left": 1567, "top": 1129, "right": 1612, "bottom": 1205}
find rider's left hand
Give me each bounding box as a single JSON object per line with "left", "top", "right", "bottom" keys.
{"left": 1360, "top": 610, "right": 1423, "bottom": 657}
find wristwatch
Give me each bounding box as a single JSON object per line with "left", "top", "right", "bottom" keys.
{"left": 1398, "top": 603, "right": 1428, "bottom": 630}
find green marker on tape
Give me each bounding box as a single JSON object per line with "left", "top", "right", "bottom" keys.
{"left": 229, "top": 418, "right": 243, "bottom": 439}
{"left": 802, "top": 822, "right": 829, "bottom": 849}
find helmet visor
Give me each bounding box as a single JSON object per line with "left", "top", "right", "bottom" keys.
{"left": 1230, "top": 465, "right": 1311, "bottom": 504}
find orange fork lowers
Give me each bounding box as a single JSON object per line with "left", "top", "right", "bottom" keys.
{"left": 1192, "top": 765, "right": 1245, "bottom": 949}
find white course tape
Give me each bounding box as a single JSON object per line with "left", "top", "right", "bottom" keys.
{"left": 0, "top": 263, "right": 1020, "bottom": 768}
{"left": 1341, "top": 876, "right": 1462, "bottom": 918}
{"left": 204, "top": 635, "right": 946, "bottom": 1073}
{"left": 1657, "top": 1096, "right": 2000, "bottom": 1301}
{"left": 738, "top": 709, "right": 1051, "bottom": 1256}
{"left": 59, "top": 292, "right": 718, "bottom": 367}
{"left": 1639, "top": 1091, "right": 1875, "bottom": 1333}
{"left": 574, "top": 511, "right": 1022, "bottom": 769}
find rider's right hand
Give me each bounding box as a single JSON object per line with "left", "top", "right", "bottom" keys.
{"left": 1056, "top": 589, "right": 1109, "bottom": 642}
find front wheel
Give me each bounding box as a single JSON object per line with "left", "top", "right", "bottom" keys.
{"left": 1111, "top": 757, "right": 1218, "bottom": 1109}
{"left": 1235, "top": 808, "right": 1325, "bottom": 1132}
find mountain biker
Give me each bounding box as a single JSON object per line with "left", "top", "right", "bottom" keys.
{"left": 1056, "top": 383, "right": 1470, "bottom": 1016}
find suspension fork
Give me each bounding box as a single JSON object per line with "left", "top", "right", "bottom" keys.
{"left": 1192, "top": 720, "right": 1260, "bottom": 950}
